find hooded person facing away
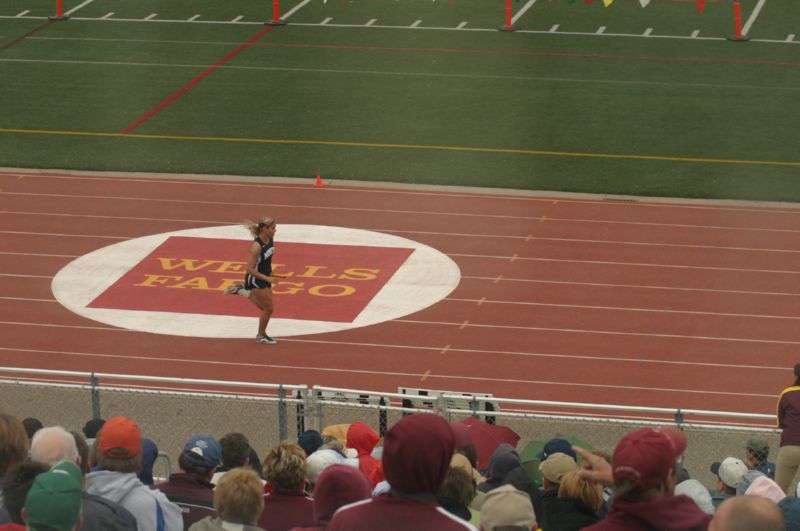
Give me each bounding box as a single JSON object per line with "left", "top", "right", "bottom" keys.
{"left": 328, "top": 414, "right": 477, "bottom": 531}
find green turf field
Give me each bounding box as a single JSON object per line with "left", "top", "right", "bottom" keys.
{"left": 1, "top": 0, "right": 798, "bottom": 200}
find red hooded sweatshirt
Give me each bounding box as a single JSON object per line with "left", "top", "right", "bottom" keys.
{"left": 345, "top": 422, "right": 384, "bottom": 489}
{"left": 328, "top": 414, "right": 476, "bottom": 531}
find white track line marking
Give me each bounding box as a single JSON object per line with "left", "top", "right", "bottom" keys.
{"left": 282, "top": 0, "right": 313, "bottom": 20}
{"left": 231, "top": 16, "right": 243, "bottom": 23}
{"left": 549, "top": 24, "right": 559, "bottom": 33}
{"left": 444, "top": 298, "right": 800, "bottom": 321}
{"left": 1, "top": 192, "right": 799, "bottom": 235}
{"left": 101, "top": 12, "right": 114, "bottom": 19}
{"left": 596, "top": 26, "right": 606, "bottom": 35}
{"left": 3, "top": 172, "right": 799, "bottom": 216}
{"left": 787, "top": 34, "right": 796, "bottom": 42}
{"left": 144, "top": 14, "right": 157, "bottom": 20}
{"left": 320, "top": 17, "right": 332, "bottom": 25}
{"left": 452, "top": 254, "right": 800, "bottom": 275}
{"left": 460, "top": 276, "right": 800, "bottom": 298}
{"left": 691, "top": 30, "right": 700, "bottom": 38}
{"left": 188, "top": 14, "right": 200, "bottom": 21}
{"left": 16, "top": 10, "right": 30, "bottom": 17}
{"left": 64, "top": 0, "right": 93, "bottom": 16}
{"left": 0, "top": 345, "right": 787, "bottom": 396}
{"left": 3, "top": 58, "right": 798, "bottom": 93}
{"left": 366, "top": 19, "right": 376, "bottom": 26}
{"left": 396, "top": 319, "right": 800, "bottom": 346}
{"left": 512, "top": 0, "right": 537, "bottom": 25}
{"left": 2, "top": 215, "right": 800, "bottom": 255}
{"left": 741, "top": 0, "right": 767, "bottom": 37}
{"left": 411, "top": 20, "right": 422, "bottom": 28}
{"left": 457, "top": 21, "right": 467, "bottom": 29}
{"left": 643, "top": 27, "right": 653, "bottom": 36}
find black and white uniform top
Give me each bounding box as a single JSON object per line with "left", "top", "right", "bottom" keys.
{"left": 245, "top": 237, "right": 274, "bottom": 289}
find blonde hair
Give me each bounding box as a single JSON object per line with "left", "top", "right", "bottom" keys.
{"left": 214, "top": 468, "right": 265, "bottom": 525}
{"left": 262, "top": 442, "right": 307, "bottom": 492}
{"left": 558, "top": 470, "right": 604, "bottom": 513}
{"left": 244, "top": 217, "right": 275, "bottom": 238}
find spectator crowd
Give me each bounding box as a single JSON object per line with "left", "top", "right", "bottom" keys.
{"left": 1, "top": 410, "right": 798, "bottom": 531}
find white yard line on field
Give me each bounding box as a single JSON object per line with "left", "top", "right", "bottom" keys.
{"left": 741, "top": 0, "right": 767, "bottom": 37}
{"left": 511, "top": 0, "right": 537, "bottom": 25}
{"left": 281, "top": 0, "right": 313, "bottom": 20}
{"left": 64, "top": 0, "right": 94, "bottom": 16}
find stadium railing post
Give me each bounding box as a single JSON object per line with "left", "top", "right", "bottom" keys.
{"left": 499, "top": 0, "right": 520, "bottom": 32}
{"left": 266, "top": 0, "right": 287, "bottom": 26}
{"left": 278, "top": 384, "right": 288, "bottom": 442}
{"left": 378, "top": 397, "right": 388, "bottom": 437}
{"left": 295, "top": 389, "right": 305, "bottom": 439}
{"left": 90, "top": 373, "right": 101, "bottom": 420}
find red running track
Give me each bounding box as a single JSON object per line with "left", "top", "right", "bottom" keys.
{"left": 1, "top": 169, "right": 799, "bottom": 416}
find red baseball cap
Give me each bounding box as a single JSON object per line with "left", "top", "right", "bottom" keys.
{"left": 99, "top": 416, "right": 142, "bottom": 458}
{"left": 612, "top": 427, "right": 686, "bottom": 490}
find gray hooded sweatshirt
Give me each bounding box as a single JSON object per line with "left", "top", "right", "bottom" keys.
{"left": 85, "top": 470, "right": 183, "bottom": 531}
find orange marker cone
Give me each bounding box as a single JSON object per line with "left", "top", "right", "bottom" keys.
{"left": 314, "top": 175, "right": 324, "bottom": 188}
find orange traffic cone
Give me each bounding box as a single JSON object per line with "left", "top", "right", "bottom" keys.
{"left": 314, "top": 175, "right": 324, "bottom": 188}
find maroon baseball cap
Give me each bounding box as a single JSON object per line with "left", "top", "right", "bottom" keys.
{"left": 612, "top": 427, "right": 687, "bottom": 490}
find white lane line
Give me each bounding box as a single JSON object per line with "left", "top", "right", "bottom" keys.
{"left": 596, "top": 26, "right": 607, "bottom": 34}
{"left": 101, "top": 12, "right": 114, "bottom": 19}
{"left": 445, "top": 298, "right": 800, "bottom": 321}
{"left": 741, "top": 0, "right": 767, "bottom": 37}
{"left": 398, "top": 318, "right": 800, "bottom": 346}
{"left": 0, "top": 274, "right": 52, "bottom": 279}
{"left": 16, "top": 10, "right": 30, "bottom": 17}
{"left": 512, "top": 0, "right": 537, "bottom": 25}
{"left": 460, "top": 276, "right": 800, "bottom": 298}
{"left": 231, "top": 15, "right": 243, "bottom": 23}
{"left": 691, "top": 30, "right": 700, "bottom": 38}
{"left": 411, "top": 19, "right": 422, "bottom": 28}
{"left": 549, "top": 24, "right": 559, "bottom": 33}
{"left": 366, "top": 19, "right": 376, "bottom": 26}
{"left": 643, "top": 27, "right": 653, "bottom": 36}
{"left": 0, "top": 297, "right": 55, "bottom": 303}
{"left": 457, "top": 21, "right": 467, "bottom": 29}
{"left": 2, "top": 189, "right": 800, "bottom": 234}
{"left": 788, "top": 34, "right": 796, "bottom": 42}
{"left": 0, "top": 340, "right": 791, "bottom": 385}
{"left": 188, "top": 14, "right": 200, "bottom": 21}
{"left": 451, "top": 254, "right": 800, "bottom": 275}
{"left": 64, "top": 0, "right": 93, "bottom": 16}
{"left": 320, "top": 17, "right": 332, "bottom": 25}
{"left": 144, "top": 13, "right": 157, "bottom": 20}
{"left": 282, "top": 0, "right": 313, "bottom": 20}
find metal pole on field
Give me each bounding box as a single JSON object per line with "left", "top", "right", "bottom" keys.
{"left": 499, "top": 0, "right": 520, "bottom": 32}
{"left": 48, "top": 0, "right": 70, "bottom": 20}
{"left": 266, "top": 0, "right": 287, "bottom": 26}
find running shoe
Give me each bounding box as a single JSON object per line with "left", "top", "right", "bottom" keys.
{"left": 256, "top": 335, "right": 277, "bottom": 345}
{"left": 224, "top": 283, "right": 245, "bottom": 295}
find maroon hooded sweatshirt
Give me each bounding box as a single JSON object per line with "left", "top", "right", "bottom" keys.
{"left": 586, "top": 494, "right": 711, "bottom": 531}
{"left": 328, "top": 414, "right": 476, "bottom": 531}
{"left": 345, "top": 422, "right": 383, "bottom": 489}
{"left": 290, "top": 465, "right": 371, "bottom": 531}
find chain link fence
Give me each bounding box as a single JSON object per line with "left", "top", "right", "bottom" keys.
{"left": 0, "top": 368, "right": 783, "bottom": 491}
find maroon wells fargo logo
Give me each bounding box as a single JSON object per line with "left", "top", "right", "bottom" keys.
{"left": 88, "top": 236, "right": 414, "bottom": 323}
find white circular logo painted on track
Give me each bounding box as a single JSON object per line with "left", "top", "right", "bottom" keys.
{"left": 52, "top": 225, "right": 461, "bottom": 338}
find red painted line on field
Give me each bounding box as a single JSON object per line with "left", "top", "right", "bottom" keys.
{"left": 259, "top": 42, "right": 800, "bottom": 67}
{"left": 0, "top": 20, "right": 54, "bottom": 52}
{"left": 120, "top": 26, "right": 274, "bottom": 135}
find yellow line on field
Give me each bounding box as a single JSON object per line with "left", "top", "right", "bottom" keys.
{"left": 2, "top": 127, "right": 800, "bottom": 167}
